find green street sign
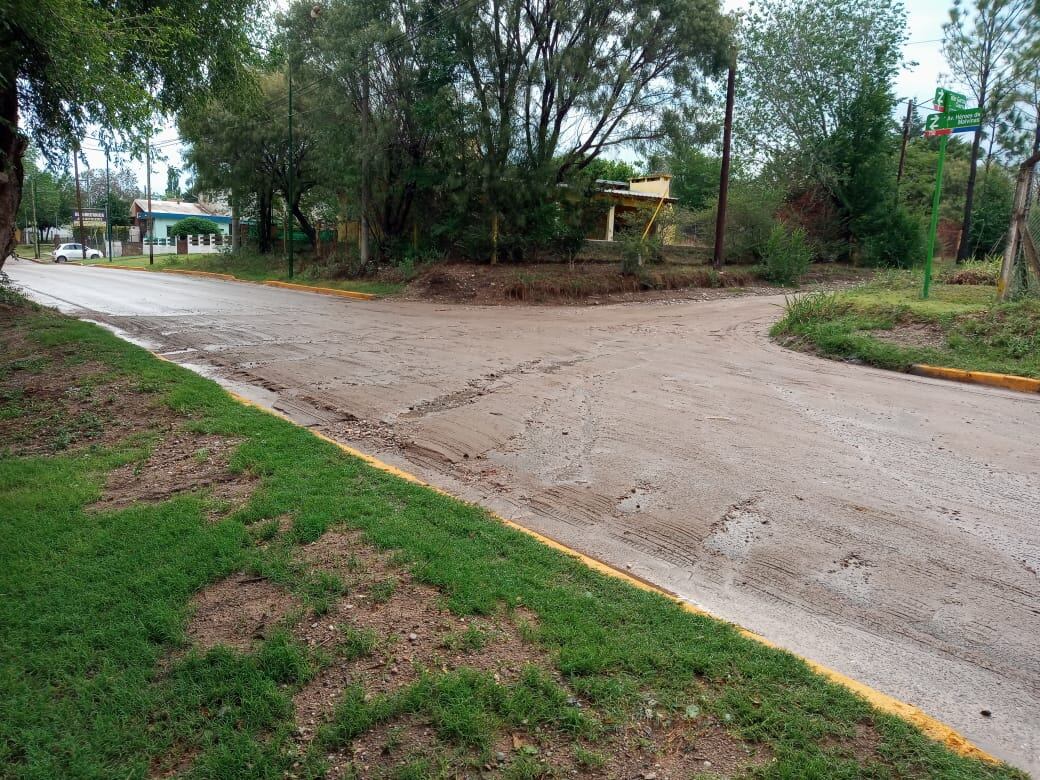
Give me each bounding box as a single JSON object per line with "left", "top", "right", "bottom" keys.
{"left": 933, "top": 87, "right": 967, "bottom": 112}
{"left": 923, "top": 108, "right": 981, "bottom": 137}
{"left": 946, "top": 107, "right": 981, "bottom": 128}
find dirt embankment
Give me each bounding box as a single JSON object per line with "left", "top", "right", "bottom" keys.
{"left": 394, "top": 261, "right": 874, "bottom": 305}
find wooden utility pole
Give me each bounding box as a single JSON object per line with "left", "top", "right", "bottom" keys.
{"left": 712, "top": 57, "right": 736, "bottom": 270}
{"left": 145, "top": 134, "right": 154, "bottom": 265}
{"left": 104, "top": 144, "right": 112, "bottom": 260}
{"left": 895, "top": 98, "right": 914, "bottom": 193}
{"left": 359, "top": 69, "right": 371, "bottom": 268}
{"left": 72, "top": 146, "right": 86, "bottom": 261}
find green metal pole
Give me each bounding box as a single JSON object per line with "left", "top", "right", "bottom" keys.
{"left": 287, "top": 53, "right": 294, "bottom": 280}
{"left": 922, "top": 134, "right": 948, "bottom": 300}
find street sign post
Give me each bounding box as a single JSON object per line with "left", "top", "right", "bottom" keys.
{"left": 922, "top": 89, "right": 972, "bottom": 299}
{"left": 932, "top": 87, "right": 966, "bottom": 112}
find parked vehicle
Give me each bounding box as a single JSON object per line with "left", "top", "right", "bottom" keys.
{"left": 52, "top": 243, "right": 102, "bottom": 262}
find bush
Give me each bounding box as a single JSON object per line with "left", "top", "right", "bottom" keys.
{"left": 690, "top": 182, "right": 782, "bottom": 262}
{"left": 618, "top": 231, "right": 662, "bottom": 276}
{"left": 761, "top": 223, "right": 812, "bottom": 286}
{"left": 859, "top": 207, "right": 925, "bottom": 269}
{"left": 169, "top": 216, "right": 222, "bottom": 237}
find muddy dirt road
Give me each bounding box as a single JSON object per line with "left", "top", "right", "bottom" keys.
{"left": 9, "top": 259, "right": 1039, "bottom": 773}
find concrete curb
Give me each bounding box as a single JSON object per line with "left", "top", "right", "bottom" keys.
{"left": 212, "top": 381, "right": 1000, "bottom": 765}
{"left": 79, "top": 261, "right": 377, "bottom": 300}
{"left": 262, "top": 279, "right": 377, "bottom": 300}
{"left": 911, "top": 363, "right": 1040, "bottom": 394}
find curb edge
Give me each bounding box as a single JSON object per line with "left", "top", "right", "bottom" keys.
{"left": 910, "top": 363, "right": 1040, "bottom": 394}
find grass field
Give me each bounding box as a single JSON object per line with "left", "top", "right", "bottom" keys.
{"left": 77, "top": 251, "right": 403, "bottom": 297}
{"left": 0, "top": 292, "right": 1026, "bottom": 779}
{"left": 772, "top": 268, "right": 1040, "bottom": 380}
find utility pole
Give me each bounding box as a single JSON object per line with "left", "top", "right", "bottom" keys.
{"left": 29, "top": 175, "right": 39, "bottom": 259}
{"left": 145, "top": 132, "right": 154, "bottom": 265}
{"left": 712, "top": 57, "right": 736, "bottom": 270}
{"left": 72, "top": 147, "right": 87, "bottom": 262}
{"left": 359, "top": 68, "right": 370, "bottom": 268}
{"left": 896, "top": 98, "right": 914, "bottom": 194}
{"left": 104, "top": 145, "right": 113, "bottom": 260}
{"left": 287, "top": 52, "right": 295, "bottom": 279}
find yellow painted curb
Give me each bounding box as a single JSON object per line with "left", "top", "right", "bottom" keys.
{"left": 160, "top": 269, "right": 237, "bottom": 281}
{"left": 95, "top": 264, "right": 148, "bottom": 272}
{"left": 911, "top": 363, "right": 1040, "bottom": 394}
{"left": 211, "top": 384, "right": 998, "bottom": 765}
{"left": 262, "top": 280, "right": 376, "bottom": 300}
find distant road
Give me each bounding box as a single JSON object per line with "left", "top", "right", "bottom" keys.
{"left": 10, "top": 258, "right": 1040, "bottom": 774}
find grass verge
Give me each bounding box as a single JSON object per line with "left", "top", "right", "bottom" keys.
{"left": 0, "top": 293, "right": 1025, "bottom": 779}
{"left": 81, "top": 251, "right": 403, "bottom": 297}
{"left": 772, "top": 270, "right": 1040, "bottom": 380}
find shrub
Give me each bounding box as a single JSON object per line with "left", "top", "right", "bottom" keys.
{"left": 690, "top": 182, "right": 782, "bottom": 262}
{"left": 761, "top": 223, "right": 812, "bottom": 286}
{"left": 169, "top": 216, "right": 222, "bottom": 237}
{"left": 859, "top": 207, "right": 925, "bottom": 269}
{"left": 618, "top": 231, "right": 662, "bottom": 276}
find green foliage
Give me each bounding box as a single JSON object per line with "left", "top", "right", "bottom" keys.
{"left": 583, "top": 158, "right": 639, "bottom": 183}
{"left": 773, "top": 277, "right": 1040, "bottom": 378}
{"left": 761, "top": 223, "right": 812, "bottom": 286}
{"left": 169, "top": 217, "right": 222, "bottom": 237}
{"left": 967, "top": 169, "right": 1015, "bottom": 257}
{"left": 691, "top": 181, "right": 781, "bottom": 263}
{"left": 860, "top": 207, "right": 926, "bottom": 269}
{"left": 618, "top": 231, "right": 663, "bottom": 276}
{"left": 737, "top": 0, "right": 907, "bottom": 181}
{"left": 4, "top": 0, "right": 255, "bottom": 159}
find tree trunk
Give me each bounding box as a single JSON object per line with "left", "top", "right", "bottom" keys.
{"left": 0, "top": 71, "right": 28, "bottom": 270}
{"left": 290, "top": 200, "right": 316, "bottom": 248}
{"left": 956, "top": 126, "right": 985, "bottom": 263}
{"left": 258, "top": 189, "right": 274, "bottom": 254}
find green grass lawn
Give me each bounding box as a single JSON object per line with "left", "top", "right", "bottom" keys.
{"left": 81, "top": 251, "right": 403, "bottom": 297}
{"left": 0, "top": 294, "right": 1025, "bottom": 779}
{"left": 772, "top": 269, "right": 1040, "bottom": 379}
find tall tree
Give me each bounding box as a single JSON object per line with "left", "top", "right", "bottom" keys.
{"left": 180, "top": 71, "right": 324, "bottom": 250}
{"left": 736, "top": 0, "right": 907, "bottom": 187}
{"left": 16, "top": 150, "right": 76, "bottom": 239}
{"left": 0, "top": 0, "right": 258, "bottom": 266}
{"left": 445, "top": 0, "right": 731, "bottom": 259}
{"left": 165, "top": 166, "right": 181, "bottom": 200}
{"left": 942, "top": 0, "right": 1032, "bottom": 261}
{"left": 736, "top": 0, "right": 916, "bottom": 264}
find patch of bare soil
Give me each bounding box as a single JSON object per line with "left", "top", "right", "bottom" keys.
{"left": 186, "top": 573, "right": 299, "bottom": 652}
{"left": 820, "top": 720, "right": 883, "bottom": 763}
{"left": 92, "top": 432, "right": 255, "bottom": 511}
{"left": 0, "top": 338, "right": 169, "bottom": 458}
{"left": 147, "top": 744, "right": 199, "bottom": 780}
{"left": 291, "top": 529, "right": 774, "bottom": 780}
{"left": 602, "top": 717, "right": 772, "bottom": 779}
{"left": 870, "top": 321, "right": 947, "bottom": 350}
{"left": 292, "top": 530, "right": 551, "bottom": 743}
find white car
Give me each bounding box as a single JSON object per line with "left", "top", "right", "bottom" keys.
{"left": 52, "top": 243, "right": 102, "bottom": 262}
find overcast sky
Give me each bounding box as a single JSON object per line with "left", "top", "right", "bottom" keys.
{"left": 76, "top": 0, "right": 955, "bottom": 194}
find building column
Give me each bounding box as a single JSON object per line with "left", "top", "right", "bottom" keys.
{"left": 606, "top": 205, "right": 616, "bottom": 241}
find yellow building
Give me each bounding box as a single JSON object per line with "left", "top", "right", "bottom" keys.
{"left": 591, "top": 174, "right": 677, "bottom": 241}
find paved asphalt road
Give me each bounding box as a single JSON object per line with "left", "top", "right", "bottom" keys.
{"left": 8, "top": 259, "right": 1040, "bottom": 773}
